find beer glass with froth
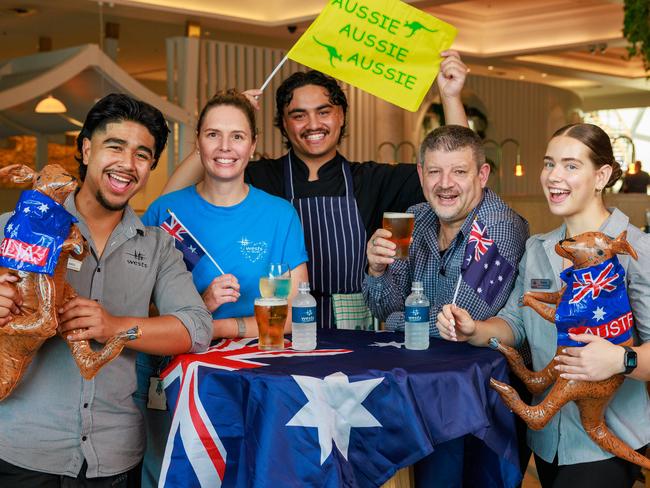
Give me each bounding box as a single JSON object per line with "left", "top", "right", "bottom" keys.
{"left": 254, "top": 297, "right": 288, "bottom": 350}
{"left": 382, "top": 212, "right": 414, "bottom": 259}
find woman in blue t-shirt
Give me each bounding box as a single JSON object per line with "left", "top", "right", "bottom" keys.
{"left": 137, "top": 90, "right": 308, "bottom": 488}
{"left": 143, "top": 90, "right": 309, "bottom": 336}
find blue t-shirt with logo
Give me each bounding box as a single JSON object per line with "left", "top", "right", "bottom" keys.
{"left": 142, "top": 185, "right": 308, "bottom": 319}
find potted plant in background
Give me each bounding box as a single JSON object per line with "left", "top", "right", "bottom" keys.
{"left": 623, "top": 0, "right": 650, "bottom": 72}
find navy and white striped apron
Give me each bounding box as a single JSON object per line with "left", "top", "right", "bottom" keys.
{"left": 284, "top": 152, "right": 367, "bottom": 328}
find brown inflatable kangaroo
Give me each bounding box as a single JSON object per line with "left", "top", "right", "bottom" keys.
{"left": 488, "top": 230, "right": 650, "bottom": 470}
{"left": 0, "top": 164, "right": 140, "bottom": 401}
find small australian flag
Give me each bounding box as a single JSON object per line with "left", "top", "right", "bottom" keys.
{"left": 461, "top": 219, "right": 514, "bottom": 306}
{"left": 160, "top": 213, "right": 205, "bottom": 271}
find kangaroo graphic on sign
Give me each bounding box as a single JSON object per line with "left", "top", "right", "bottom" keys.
{"left": 313, "top": 37, "right": 343, "bottom": 67}
{"left": 403, "top": 21, "right": 438, "bottom": 38}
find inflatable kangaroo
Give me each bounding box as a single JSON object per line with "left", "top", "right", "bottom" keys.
{"left": 0, "top": 164, "right": 140, "bottom": 401}
{"left": 488, "top": 230, "right": 650, "bottom": 470}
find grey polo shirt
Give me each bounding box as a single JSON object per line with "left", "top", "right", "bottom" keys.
{"left": 497, "top": 208, "right": 650, "bottom": 465}
{"left": 0, "top": 194, "right": 212, "bottom": 478}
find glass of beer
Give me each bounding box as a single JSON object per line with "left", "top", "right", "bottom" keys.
{"left": 254, "top": 297, "right": 288, "bottom": 350}
{"left": 382, "top": 212, "right": 415, "bottom": 259}
{"left": 259, "top": 263, "right": 291, "bottom": 299}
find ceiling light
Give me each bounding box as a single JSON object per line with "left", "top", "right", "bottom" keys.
{"left": 519, "top": 75, "right": 525, "bottom": 80}
{"left": 35, "top": 95, "right": 67, "bottom": 114}
{"left": 541, "top": 73, "right": 548, "bottom": 78}
{"left": 487, "top": 65, "right": 494, "bottom": 71}
{"left": 186, "top": 21, "right": 201, "bottom": 38}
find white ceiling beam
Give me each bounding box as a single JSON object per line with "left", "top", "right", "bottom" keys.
{"left": 0, "top": 44, "right": 192, "bottom": 124}
{"left": 436, "top": 3, "right": 624, "bottom": 57}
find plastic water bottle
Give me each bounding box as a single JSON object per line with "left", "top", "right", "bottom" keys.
{"left": 292, "top": 282, "right": 317, "bottom": 351}
{"left": 405, "top": 281, "right": 430, "bottom": 350}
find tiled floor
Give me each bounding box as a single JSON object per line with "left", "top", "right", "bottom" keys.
{"left": 522, "top": 457, "right": 541, "bottom": 487}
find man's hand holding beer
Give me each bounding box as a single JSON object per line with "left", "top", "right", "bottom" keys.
{"left": 367, "top": 229, "right": 396, "bottom": 277}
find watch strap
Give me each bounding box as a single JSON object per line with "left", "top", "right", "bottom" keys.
{"left": 622, "top": 346, "right": 637, "bottom": 374}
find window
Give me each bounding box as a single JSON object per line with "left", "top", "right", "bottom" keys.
{"left": 584, "top": 107, "right": 650, "bottom": 173}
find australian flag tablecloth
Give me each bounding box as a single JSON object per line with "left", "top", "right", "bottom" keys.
{"left": 160, "top": 329, "right": 521, "bottom": 488}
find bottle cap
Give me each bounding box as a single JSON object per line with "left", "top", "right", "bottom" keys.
{"left": 298, "top": 281, "right": 311, "bottom": 292}
{"left": 411, "top": 281, "right": 423, "bottom": 292}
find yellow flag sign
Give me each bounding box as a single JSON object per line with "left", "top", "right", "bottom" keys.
{"left": 287, "top": 0, "right": 457, "bottom": 112}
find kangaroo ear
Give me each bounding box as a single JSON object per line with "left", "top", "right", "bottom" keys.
{"left": 0, "top": 164, "right": 35, "bottom": 186}
{"left": 613, "top": 231, "right": 638, "bottom": 261}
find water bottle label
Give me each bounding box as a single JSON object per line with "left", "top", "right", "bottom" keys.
{"left": 293, "top": 306, "right": 316, "bottom": 324}
{"left": 405, "top": 306, "right": 428, "bottom": 323}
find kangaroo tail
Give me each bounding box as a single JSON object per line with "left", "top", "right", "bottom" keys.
{"left": 67, "top": 327, "right": 141, "bottom": 380}
{"left": 580, "top": 404, "right": 650, "bottom": 470}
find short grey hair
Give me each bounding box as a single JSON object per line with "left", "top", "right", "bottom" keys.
{"left": 419, "top": 125, "right": 486, "bottom": 170}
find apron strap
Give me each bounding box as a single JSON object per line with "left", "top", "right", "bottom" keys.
{"left": 283, "top": 152, "right": 295, "bottom": 201}
{"left": 340, "top": 157, "right": 354, "bottom": 197}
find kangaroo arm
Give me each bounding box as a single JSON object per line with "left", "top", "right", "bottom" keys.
{"left": 522, "top": 296, "right": 557, "bottom": 323}
{"left": 524, "top": 290, "right": 563, "bottom": 305}
{"left": 61, "top": 226, "right": 86, "bottom": 257}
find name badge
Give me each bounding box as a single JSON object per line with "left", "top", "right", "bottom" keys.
{"left": 67, "top": 257, "right": 82, "bottom": 272}
{"left": 147, "top": 376, "right": 167, "bottom": 411}
{"left": 530, "top": 278, "right": 552, "bottom": 290}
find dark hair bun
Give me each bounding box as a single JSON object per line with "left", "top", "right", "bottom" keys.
{"left": 606, "top": 159, "right": 622, "bottom": 188}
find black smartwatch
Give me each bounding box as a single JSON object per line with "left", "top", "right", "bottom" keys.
{"left": 622, "top": 346, "right": 637, "bottom": 374}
